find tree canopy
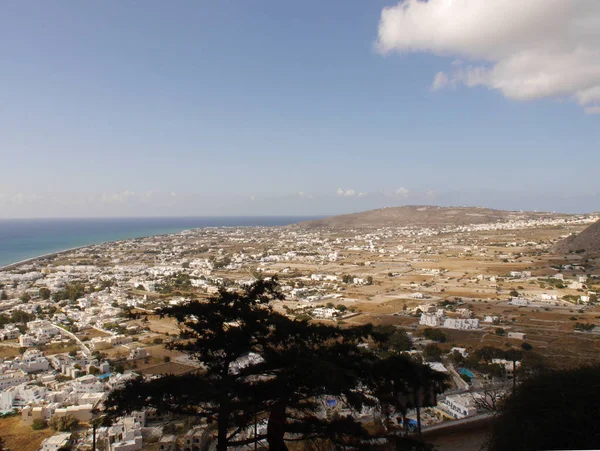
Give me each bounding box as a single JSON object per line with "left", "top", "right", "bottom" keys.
{"left": 486, "top": 365, "right": 600, "bottom": 451}
{"left": 105, "top": 278, "right": 447, "bottom": 450}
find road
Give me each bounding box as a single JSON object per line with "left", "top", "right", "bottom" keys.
{"left": 51, "top": 323, "right": 92, "bottom": 357}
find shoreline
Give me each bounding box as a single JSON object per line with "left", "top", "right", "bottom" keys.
{"left": 0, "top": 232, "right": 185, "bottom": 272}
{"left": 0, "top": 216, "right": 321, "bottom": 272}
{"left": 0, "top": 245, "right": 93, "bottom": 272}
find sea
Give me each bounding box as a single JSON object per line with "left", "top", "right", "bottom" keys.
{"left": 0, "top": 216, "right": 318, "bottom": 268}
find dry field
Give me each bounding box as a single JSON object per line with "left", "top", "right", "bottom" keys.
{"left": 0, "top": 415, "right": 54, "bottom": 451}
{"left": 0, "top": 344, "right": 20, "bottom": 359}
{"left": 139, "top": 362, "right": 196, "bottom": 375}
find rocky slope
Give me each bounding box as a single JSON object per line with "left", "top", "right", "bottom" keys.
{"left": 553, "top": 218, "right": 600, "bottom": 254}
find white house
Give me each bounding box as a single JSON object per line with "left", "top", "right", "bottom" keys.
{"left": 510, "top": 298, "right": 529, "bottom": 306}
{"left": 483, "top": 316, "right": 499, "bottom": 323}
{"left": 312, "top": 308, "right": 339, "bottom": 319}
{"left": 443, "top": 318, "right": 480, "bottom": 330}
{"left": 438, "top": 394, "right": 478, "bottom": 419}
{"left": 420, "top": 313, "right": 443, "bottom": 327}
{"left": 40, "top": 432, "right": 72, "bottom": 451}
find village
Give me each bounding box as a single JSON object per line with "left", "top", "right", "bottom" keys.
{"left": 1, "top": 211, "right": 600, "bottom": 450}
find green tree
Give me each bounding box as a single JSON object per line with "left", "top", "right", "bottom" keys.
{"left": 39, "top": 288, "right": 51, "bottom": 300}
{"left": 423, "top": 328, "right": 447, "bottom": 343}
{"left": 105, "top": 279, "right": 436, "bottom": 450}
{"left": 20, "top": 292, "right": 31, "bottom": 303}
{"left": 422, "top": 344, "right": 442, "bottom": 362}
{"left": 49, "top": 414, "right": 79, "bottom": 432}
{"left": 487, "top": 366, "right": 600, "bottom": 451}
{"left": 106, "top": 279, "right": 286, "bottom": 450}
{"left": 0, "top": 314, "right": 10, "bottom": 328}
{"left": 11, "top": 310, "right": 33, "bottom": 324}
{"left": 520, "top": 342, "right": 533, "bottom": 351}
{"left": 32, "top": 418, "right": 47, "bottom": 430}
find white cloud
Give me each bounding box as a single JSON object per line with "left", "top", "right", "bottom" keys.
{"left": 377, "top": 0, "right": 600, "bottom": 112}
{"left": 336, "top": 188, "right": 356, "bottom": 197}
{"left": 395, "top": 187, "right": 410, "bottom": 198}
{"left": 297, "top": 192, "right": 313, "bottom": 199}
{"left": 431, "top": 72, "right": 449, "bottom": 91}
{"left": 101, "top": 190, "right": 136, "bottom": 203}
{"left": 584, "top": 106, "right": 600, "bottom": 115}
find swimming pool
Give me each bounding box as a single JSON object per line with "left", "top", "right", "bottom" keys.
{"left": 459, "top": 368, "right": 475, "bottom": 378}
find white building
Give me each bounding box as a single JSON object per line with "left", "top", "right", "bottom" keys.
{"left": 438, "top": 394, "right": 478, "bottom": 419}
{"left": 510, "top": 298, "right": 529, "bottom": 306}
{"left": 40, "top": 432, "right": 72, "bottom": 451}
{"left": 483, "top": 316, "right": 499, "bottom": 323}
{"left": 443, "top": 318, "right": 480, "bottom": 330}
{"left": 0, "top": 325, "right": 20, "bottom": 340}
{"left": 105, "top": 416, "right": 143, "bottom": 451}
{"left": 420, "top": 313, "right": 443, "bottom": 327}
{"left": 128, "top": 347, "right": 148, "bottom": 360}
{"left": 312, "top": 308, "right": 338, "bottom": 319}
{"left": 0, "top": 370, "right": 29, "bottom": 390}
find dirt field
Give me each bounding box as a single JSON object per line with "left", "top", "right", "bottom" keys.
{"left": 139, "top": 362, "right": 196, "bottom": 375}
{"left": 0, "top": 344, "right": 20, "bottom": 359}
{"left": 0, "top": 415, "right": 54, "bottom": 451}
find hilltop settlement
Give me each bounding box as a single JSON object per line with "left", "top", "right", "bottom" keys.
{"left": 1, "top": 206, "right": 600, "bottom": 450}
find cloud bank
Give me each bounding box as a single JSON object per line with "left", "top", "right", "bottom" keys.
{"left": 377, "top": 0, "right": 600, "bottom": 113}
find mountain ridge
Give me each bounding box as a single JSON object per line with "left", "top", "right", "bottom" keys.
{"left": 293, "top": 205, "right": 574, "bottom": 229}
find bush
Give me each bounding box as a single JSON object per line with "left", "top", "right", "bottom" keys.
{"left": 423, "top": 344, "right": 442, "bottom": 362}
{"left": 521, "top": 342, "right": 533, "bottom": 351}
{"left": 163, "top": 356, "right": 171, "bottom": 363}
{"left": 423, "top": 328, "right": 447, "bottom": 343}
{"left": 152, "top": 337, "right": 163, "bottom": 345}
{"left": 49, "top": 414, "right": 79, "bottom": 432}
{"left": 31, "top": 419, "right": 47, "bottom": 430}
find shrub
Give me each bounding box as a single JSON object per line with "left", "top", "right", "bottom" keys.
{"left": 49, "top": 414, "right": 79, "bottom": 432}
{"left": 32, "top": 419, "right": 47, "bottom": 430}
{"left": 423, "top": 328, "right": 447, "bottom": 343}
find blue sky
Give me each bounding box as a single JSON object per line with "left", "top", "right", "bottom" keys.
{"left": 1, "top": 0, "right": 599, "bottom": 217}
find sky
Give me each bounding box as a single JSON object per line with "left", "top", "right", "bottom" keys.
{"left": 1, "top": 0, "right": 599, "bottom": 218}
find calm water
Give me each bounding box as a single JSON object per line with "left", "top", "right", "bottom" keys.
{"left": 0, "top": 216, "right": 316, "bottom": 267}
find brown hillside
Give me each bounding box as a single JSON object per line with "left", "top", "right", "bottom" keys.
{"left": 294, "top": 205, "right": 571, "bottom": 230}
{"left": 553, "top": 218, "right": 600, "bottom": 254}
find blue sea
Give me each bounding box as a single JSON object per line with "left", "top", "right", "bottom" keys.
{"left": 0, "top": 216, "right": 316, "bottom": 267}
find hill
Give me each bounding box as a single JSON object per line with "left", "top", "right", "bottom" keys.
{"left": 294, "top": 205, "right": 570, "bottom": 229}
{"left": 553, "top": 218, "right": 600, "bottom": 254}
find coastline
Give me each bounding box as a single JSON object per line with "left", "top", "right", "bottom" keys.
{"left": 0, "top": 231, "right": 188, "bottom": 272}
{"left": 0, "top": 245, "right": 94, "bottom": 272}
{"left": 0, "top": 216, "right": 318, "bottom": 271}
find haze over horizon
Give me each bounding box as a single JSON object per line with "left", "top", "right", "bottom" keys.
{"left": 2, "top": 1, "right": 599, "bottom": 218}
